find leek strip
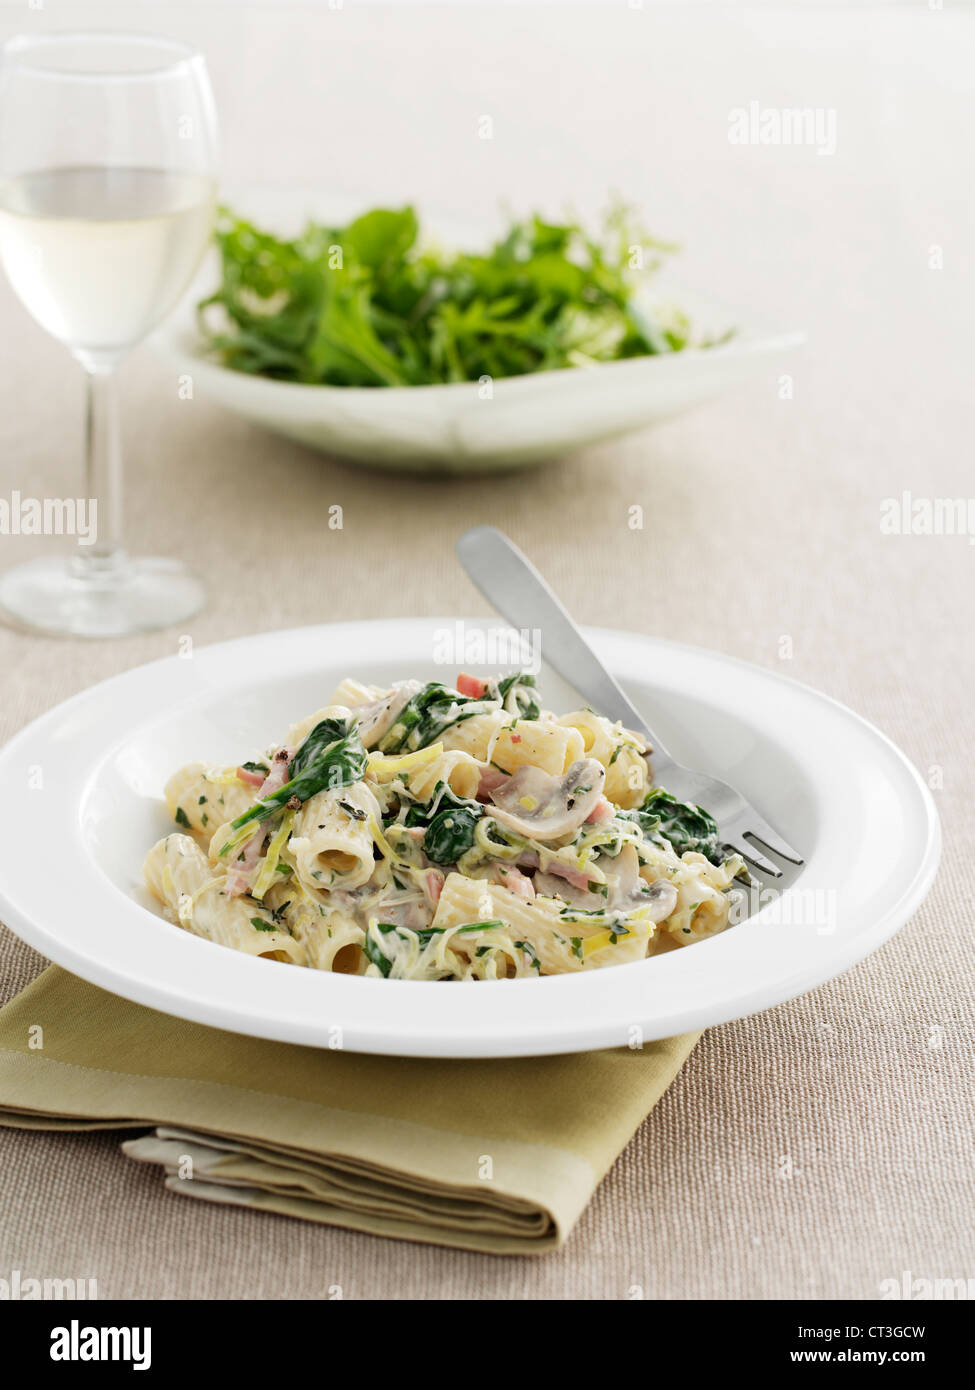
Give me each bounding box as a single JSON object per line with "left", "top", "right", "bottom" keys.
{"left": 251, "top": 808, "right": 296, "bottom": 900}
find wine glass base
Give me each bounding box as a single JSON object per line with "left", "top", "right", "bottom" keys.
{"left": 0, "top": 556, "right": 206, "bottom": 638}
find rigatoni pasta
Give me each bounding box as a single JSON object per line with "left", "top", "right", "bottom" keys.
{"left": 557, "top": 709, "right": 651, "bottom": 807}
{"left": 492, "top": 719, "right": 585, "bottom": 777}
{"left": 144, "top": 832, "right": 304, "bottom": 965}
{"left": 143, "top": 671, "right": 744, "bottom": 980}
{"left": 164, "top": 762, "right": 256, "bottom": 834}
{"left": 289, "top": 781, "right": 381, "bottom": 896}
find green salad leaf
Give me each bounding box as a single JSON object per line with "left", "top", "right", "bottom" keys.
{"left": 198, "top": 202, "right": 726, "bottom": 387}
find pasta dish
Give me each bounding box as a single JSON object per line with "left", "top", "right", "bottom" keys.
{"left": 143, "top": 673, "right": 744, "bottom": 980}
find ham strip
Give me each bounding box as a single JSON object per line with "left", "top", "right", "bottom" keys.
{"left": 490, "top": 863, "right": 536, "bottom": 902}
{"left": 532, "top": 858, "right": 593, "bottom": 892}
{"left": 226, "top": 748, "right": 294, "bottom": 897}
{"left": 511, "top": 850, "right": 592, "bottom": 893}
{"left": 425, "top": 869, "right": 445, "bottom": 905}
{"left": 456, "top": 673, "right": 489, "bottom": 698}
{"left": 476, "top": 767, "right": 510, "bottom": 801}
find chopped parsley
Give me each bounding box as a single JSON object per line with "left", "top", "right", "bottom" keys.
{"left": 514, "top": 940, "right": 541, "bottom": 972}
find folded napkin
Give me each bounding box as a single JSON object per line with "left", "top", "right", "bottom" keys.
{"left": 0, "top": 967, "right": 698, "bottom": 1254}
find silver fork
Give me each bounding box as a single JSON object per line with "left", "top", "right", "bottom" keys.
{"left": 456, "top": 526, "right": 804, "bottom": 883}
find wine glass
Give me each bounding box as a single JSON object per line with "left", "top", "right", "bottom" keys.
{"left": 0, "top": 33, "right": 218, "bottom": 637}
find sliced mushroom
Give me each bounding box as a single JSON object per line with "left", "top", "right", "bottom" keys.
{"left": 488, "top": 758, "right": 605, "bottom": 841}
{"left": 364, "top": 894, "right": 430, "bottom": 931}
{"left": 636, "top": 877, "right": 678, "bottom": 922}
{"left": 353, "top": 680, "right": 423, "bottom": 749}
{"left": 533, "top": 866, "right": 604, "bottom": 910}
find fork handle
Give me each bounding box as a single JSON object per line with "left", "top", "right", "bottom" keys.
{"left": 455, "top": 526, "right": 676, "bottom": 775}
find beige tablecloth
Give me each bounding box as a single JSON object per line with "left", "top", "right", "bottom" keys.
{"left": 1, "top": 2, "right": 972, "bottom": 1299}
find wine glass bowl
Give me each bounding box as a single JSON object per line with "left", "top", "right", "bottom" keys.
{"left": 0, "top": 33, "right": 218, "bottom": 637}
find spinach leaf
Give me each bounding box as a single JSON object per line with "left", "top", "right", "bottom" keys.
{"left": 364, "top": 922, "right": 399, "bottom": 977}
{"left": 228, "top": 719, "right": 367, "bottom": 835}
{"left": 289, "top": 716, "right": 354, "bottom": 777}
{"left": 422, "top": 802, "right": 481, "bottom": 865}
{"left": 405, "top": 786, "right": 483, "bottom": 866}
{"left": 492, "top": 672, "right": 540, "bottom": 720}
{"left": 377, "top": 682, "right": 489, "bottom": 753}
{"left": 365, "top": 918, "right": 508, "bottom": 977}
{"left": 621, "top": 788, "right": 722, "bottom": 863}
{"left": 380, "top": 676, "right": 541, "bottom": 754}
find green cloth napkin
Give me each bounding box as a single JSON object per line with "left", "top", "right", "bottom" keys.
{"left": 0, "top": 967, "right": 698, "bottom": 1254}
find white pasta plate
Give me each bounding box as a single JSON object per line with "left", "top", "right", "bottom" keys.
{"left": 151, "top": 187, "right": 804, "bottom": 473}
{"left": 0, "top": 620, "right": 939, "bottom": 1057}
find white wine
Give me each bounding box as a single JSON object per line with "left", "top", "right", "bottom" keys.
{"left": 0, "top": 165, "right": 216, "bottom": 354}
{"left": 0, "top": 34, "right": 219, "bottom": 637}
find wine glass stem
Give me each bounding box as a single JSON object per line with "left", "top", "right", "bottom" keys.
{"left": 76, "top": 362, "right": 125, "bottom": 578}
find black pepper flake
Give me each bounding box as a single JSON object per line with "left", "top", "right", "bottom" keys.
{"left": 286, "top": 795, "right": 302, "bottom": 810}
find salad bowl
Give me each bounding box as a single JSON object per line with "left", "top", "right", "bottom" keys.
{"left": 152, "top": 187, "right": 804, "bottom": 473}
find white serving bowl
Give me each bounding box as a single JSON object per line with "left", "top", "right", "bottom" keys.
{"left": 0, "top": 620, "right": 940, "bottom": 1057}
{"left": 151, "top": 188, "right": 804, "bottom": 473}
